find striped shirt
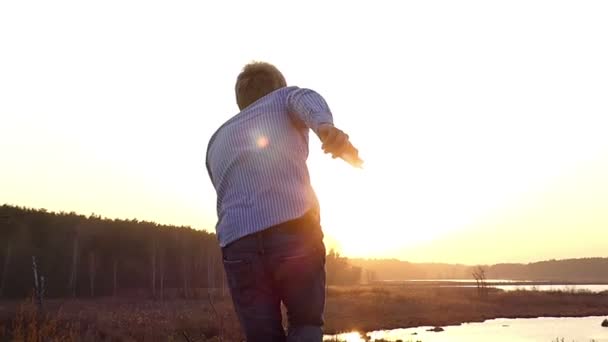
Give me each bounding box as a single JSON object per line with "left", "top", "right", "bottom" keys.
{"left": 206, "top": 86, "right": 333, "bottom": 247}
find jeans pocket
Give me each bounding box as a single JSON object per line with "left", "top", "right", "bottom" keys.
{"left": 223, "top": 257, "right": 255, "bottom": 305}
{"left": 275, "top": 247, "right": 324, "bottom": 283}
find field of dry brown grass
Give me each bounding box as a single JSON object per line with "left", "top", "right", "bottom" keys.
{"left": 324, "top": 285, "right": 608, "bottom": 333}
{"left": 1, "top": 285, "right": 607, "bottom": 341}
{"left": 0, "top": 294, "right": 242, "bottom": 341}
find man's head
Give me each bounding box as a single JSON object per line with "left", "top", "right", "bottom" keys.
{"left": 235, "top": 62, "right": 287, "bottom": 110}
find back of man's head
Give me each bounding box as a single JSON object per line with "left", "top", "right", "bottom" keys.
{"left": 235, "top": 62, "right": 287, "bottom": 110}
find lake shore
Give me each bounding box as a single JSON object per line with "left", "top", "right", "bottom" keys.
{"left": 324, "top": 285, "right": 608, "bottom": 334}
{"left": 378, "top": 280, "right": 608, "bottom": 287}
{"left": 1, "top": 285, "right": 607, "bottom": 340}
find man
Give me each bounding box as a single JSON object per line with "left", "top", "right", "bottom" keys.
{"left": 205, "top": 62, "right": 361, "bottom": 342}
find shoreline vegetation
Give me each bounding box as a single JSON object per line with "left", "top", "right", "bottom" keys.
{"left": 2, "top": 206, "right": 608, "bottom": 340}
{"left": 323, "top": 285, "right": 608, "bottom": 333}
{"left": 1, "top": 286, "right": 608, "bottom": 341}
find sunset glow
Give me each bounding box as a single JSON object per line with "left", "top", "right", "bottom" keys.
{"left": 1, "top": 0, "right": 607, "bottom": 264}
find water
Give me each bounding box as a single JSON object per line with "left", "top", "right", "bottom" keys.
{"left": 494, "top": 284, "right": 608, "bottom": 293}
{"left": 326, "top": 316, "right": 608, "bottom": 342}
{"left": 386, "top": 280, "right": 608, "bottom": 293}
{"left": 391, "top": 279, "right": 533, "bottom": 283}
{"left": 437, "top": 284, "right": 608, "bottom": 293}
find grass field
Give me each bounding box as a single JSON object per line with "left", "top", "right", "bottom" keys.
{"left": 1, "top": 286, "right": 607, "bottom": 341}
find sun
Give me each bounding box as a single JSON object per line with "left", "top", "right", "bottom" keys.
{"left": 310, "top": 157, "right": 471, "bottom": 259}
{"left": 312, "top": 164, "right": 419, "bottom": 258}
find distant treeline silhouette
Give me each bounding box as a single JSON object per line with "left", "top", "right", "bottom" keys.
{"left": 351, "top": 257, "right": 608, "bottom": 282}
{"left": 0, "top": 205, "right": 362, "bottom": 299}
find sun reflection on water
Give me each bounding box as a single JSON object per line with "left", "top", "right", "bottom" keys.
{"left": 325, "top": 316, "right": 608, "bottom": 342}
{"left": 324, "top": 331, "right": 366, "bottom": 342}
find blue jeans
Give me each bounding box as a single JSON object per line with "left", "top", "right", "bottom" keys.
{"left": 222, "top": 211, "right": 326, "bottom": 342}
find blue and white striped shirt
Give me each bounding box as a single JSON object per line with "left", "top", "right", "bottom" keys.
{"left": 206, "top": 86, "right": 334, "bottom": 247}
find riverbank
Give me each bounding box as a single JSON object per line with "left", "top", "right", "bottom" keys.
{"left": 1, "top": 285, "right": 607, "bottom": 340}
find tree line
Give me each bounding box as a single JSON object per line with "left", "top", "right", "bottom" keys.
{"left": 351, "top": 257, "right": 608, "bottom": 282}
{"left": 0, "top": 205, "right": 363, "bottom": 299}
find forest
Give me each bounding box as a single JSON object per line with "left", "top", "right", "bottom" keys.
{"left": 0, "top": 205, "right": 362, "bottom": 299}
{"left": 3, "top": 203, "right": 603, "bottom": 301}
{"left": 351, "top": 257, "right": 608, "bottom": 282}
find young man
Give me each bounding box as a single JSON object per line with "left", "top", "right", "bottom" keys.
{"left": 205, "top": 62, "right": 361, "bottom": 342}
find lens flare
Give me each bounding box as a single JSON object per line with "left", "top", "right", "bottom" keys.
{"left": 256, "top": 136, "right": 269, "bottom": 148}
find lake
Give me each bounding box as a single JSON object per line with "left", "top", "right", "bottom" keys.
{"left": 492, "top": 284, "right": 608, "bottom": 292}
{"left": 326, "top": 316, "right": 608, "bottom": 342}
{"left": 383, "top": 280, "right": 608, "bottom": 293}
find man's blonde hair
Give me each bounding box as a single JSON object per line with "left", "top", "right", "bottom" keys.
{"left": 235, "top": 62, "right": 287, "bottom": 110}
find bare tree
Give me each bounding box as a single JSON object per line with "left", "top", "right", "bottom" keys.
{"left": 207, "top": 250, "right": 215, "bottom": 293}
{"left": 0, "top": 215, "right": 14, "bottom": 298}
{"left": 32, "top": 256, "right": 45, "bottom": 311}
{"left": 113, "top": 256, "right": 118, "bottom": 297}
{"left": 150, "top": 236, "right": 157, "bottom": 298}
{"left": 67, "top": 225, "right": 80, "bottom": 297}
{"left": 88, "top": 251, "right": 96, "bottom": 297}
{"left": 0, "top": 242, "right": 11, "bottom": 298}
{"left": 472, "top": 265, "right": 488, "bottom": 299}
{"left": 180, "top": 233, "right": 190, "bottom": 299}
{"left": 193, "top": 241, "right": 206, "bottom": 298}
{"left": 159, "top": 244, "right": 165, "bottom": 301}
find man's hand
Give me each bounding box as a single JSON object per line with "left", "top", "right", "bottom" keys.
{"left": 317, "top": 124, "right": 363, "bottom": 167}
{"left": 318, "top": 124, "right": 350, "bottom": 158}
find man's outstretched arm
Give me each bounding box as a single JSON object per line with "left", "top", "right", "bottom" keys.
{"left": 287, "top": 87, "right": 363, "bottom": 167}
{"left": 286, "top": 87, "right": 334, "bottom": 132}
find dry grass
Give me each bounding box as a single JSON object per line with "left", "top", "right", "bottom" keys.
{"left": 0, "top": 295, "right": 243, "bottom": 341}
{"left": 324, "top": 285, "right": 608, "bottom": 333}
{"left": 1, "top": 286, "right": 607, "bottom": 341}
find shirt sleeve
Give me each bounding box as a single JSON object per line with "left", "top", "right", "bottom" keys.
{"left": 286, "top": 87, "right": 334, "bottom": 133}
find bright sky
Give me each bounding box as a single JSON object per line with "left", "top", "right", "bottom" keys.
{"left": 1, "top": 1, "right": 607, "bottom": 264}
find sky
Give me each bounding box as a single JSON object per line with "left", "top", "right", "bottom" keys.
{"left": 1, "top": 1, "right": 607, "bottom": 265}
